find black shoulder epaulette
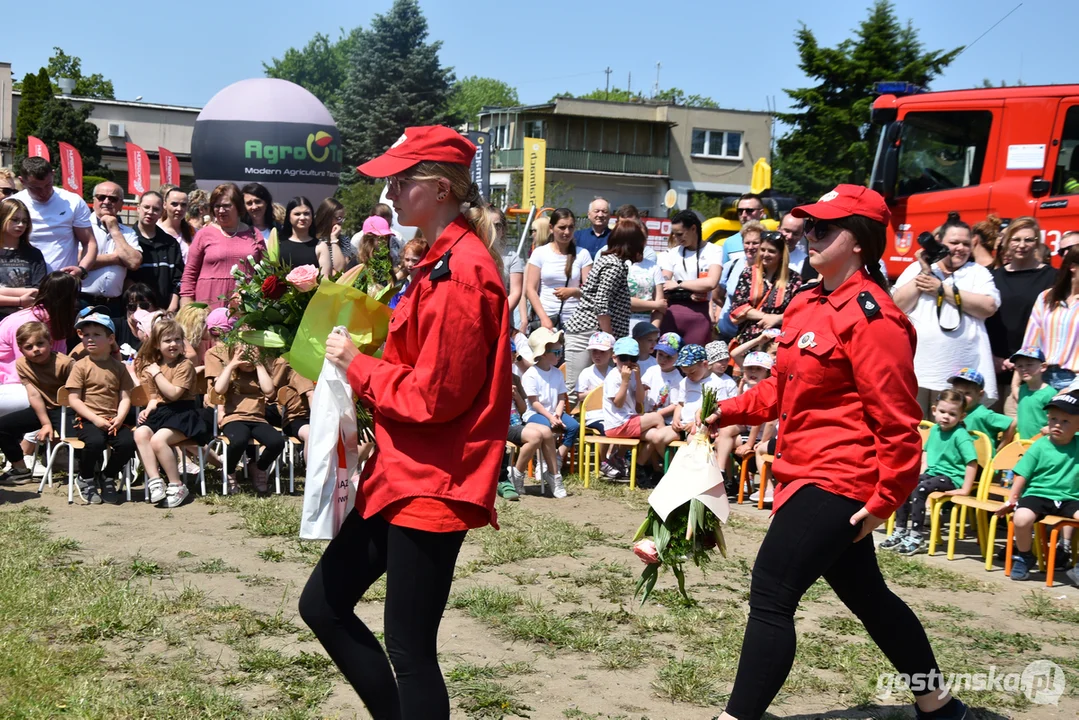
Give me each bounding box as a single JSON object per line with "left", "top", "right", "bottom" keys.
{"left": 793, "top": 279, "right": 821, "bottom": 296}
{"left": 429, "top": 250, "right": 452, "bottom": 282}
{"left": 858, "top": 290, "right": 881, "bottom": 318}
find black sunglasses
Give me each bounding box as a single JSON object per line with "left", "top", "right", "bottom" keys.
{"left": 761, "top": 231, "right": 783, "bottom": 243}
{"left": 95, "top": 194, "right": 121, "bottom": 203}
{"left": 127, "top": 301, "right": 152, "bottom": 311}
{"left": 804, "top": 217, "right": 840, "bottom": 240}
{"left": 0, "top": 187, "right": 15, "bottom": 197}
{"left": 616, "top": 354, "right": 638, "bottom": 363}
{"left": 737, "top": 207, "right": 760, "bottom": 215}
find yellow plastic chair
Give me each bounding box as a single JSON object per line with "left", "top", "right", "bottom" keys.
{"left": 576, "top": 387, "right": 605, "bottom": 486}
{"left": 926, "top": 430, "right": 992, "bottom": 555}
{"left": 886, "top": 421, "right": 934, "bottom": 536}
{"left": 942, "top": 439, "right": 1027, "bottom": 568}
{"left": 578, "top": 387, "right": 641, "bottom": 490}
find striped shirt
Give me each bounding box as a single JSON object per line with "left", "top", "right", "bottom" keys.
{"left": 1022, "top": 290, "right": 1079, "bottom": 371}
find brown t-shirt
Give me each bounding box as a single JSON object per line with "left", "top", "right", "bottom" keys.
{"left": 16, "top": 352, "right": 74, "bottom": 409}
{"left": 138, "top": 357, "right": 198, "bottom": 403}
{"left": 204, "top": 342, "right": 268, "bottom": 425}
{"left": 273, "top": 358, "right": 314, "bottom": 426}
{"left": 65, "top": 355, "right": 136, "bottom": 419}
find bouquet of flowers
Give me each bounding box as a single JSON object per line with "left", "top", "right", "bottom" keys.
{"left": 631, "top": 386, "right": 729, "bottom": 606}
{"left": 223, "top": 253, "right": 321, "bottom": 359}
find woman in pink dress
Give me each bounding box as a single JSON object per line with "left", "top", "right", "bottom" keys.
{"left": 179, "top": 183, "right": 265, "bottom": 309}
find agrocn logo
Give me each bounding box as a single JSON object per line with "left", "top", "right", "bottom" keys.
{"left": 244, "top": 130, "right": 341, "bottom": 165}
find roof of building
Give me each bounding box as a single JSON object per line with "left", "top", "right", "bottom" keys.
{"left": 12, "top": 90, "right": 201, "bottom": 113}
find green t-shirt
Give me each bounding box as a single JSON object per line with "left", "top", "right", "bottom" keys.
{"left": 925, "top": 425, "right": 978, "bottom": 488}
{"left": 1013, "top": 436, "right": 1079, "bottom": 502}
{"left": 1016, "top": 384, "right": 1057, "bottom": 440}
{"left": 964, "top": 404, "right": 1013, "bottom": 444}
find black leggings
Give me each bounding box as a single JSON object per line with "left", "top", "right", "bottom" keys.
{"left": 298, "top": 510, "right": 466, "bottom": 720}
{"left": 220, "top": 421, "right": 284, "bottom": 474}
{"left": 0, "top": 407, "right": 65, "bottom": 462}
{"left": 725, "top": 484, "right": 943, "bottom": 720}
{"left": 894, "top": 474, "right": 955, "bottom": 535}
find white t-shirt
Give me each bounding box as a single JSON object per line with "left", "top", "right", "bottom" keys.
{"left": 893, "top": 261, "right": 1001, "bottom": 400}
{"left": 521, "top": 364, "right": 567, "bottom": 421}
{"left": 675, "top": 373, "right": 736, "bottom": 424}
{"left": 602, "top": 368, "right": 638, "bottom": 431}
{"left": 660, "top": 242, "right": 723, "bottom": 283}
{"left": 527, "top": 243, "right": 592, "bottom": 325}
{"left": 637, "top": 356, "right": 658, "bottom": 376}
{"left": 642, "top": 364, "right": 681, "bottom": 417}
{"left": 14, "top": 187, "right": 93, "bottom": 273}
{"left": 576, "top": 363, "right": 610, "bottom": 425}
{"left": 627, "top": 255, "right": 664, "bottom": 330}
{"left": 82, "top": 218, "right": 141, "bottom": 297}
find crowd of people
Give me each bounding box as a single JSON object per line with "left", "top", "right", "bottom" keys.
{"left": 0, "top": 154, "right": 1077, "bottom": 583}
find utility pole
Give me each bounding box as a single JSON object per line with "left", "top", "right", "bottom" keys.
{"left": 627, "top": 72, "right": 632, "bottom": 96}
{"left": 604, "top": 67, "right": 612, "bottom": 101}
{"left": 653, "top": 62, "right": 661, "bottom": 98}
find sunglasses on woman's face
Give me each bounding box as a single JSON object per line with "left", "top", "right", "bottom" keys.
{"left": 127, "top": 301, "right": 152, "bottom": 312}
{"left": 0, "top": 187, "right": 15, "bottom": 197}
{"left": 803, "top": 218, "right": 837, "bottom": 240}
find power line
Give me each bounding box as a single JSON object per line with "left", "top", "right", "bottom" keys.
{"left": 954, "top": 2, "right": 1023, "bottom": 59}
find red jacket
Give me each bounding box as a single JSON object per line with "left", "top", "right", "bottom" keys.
{"left": 347, "top": 216, "right": 511, "bottom": 529}
{"left": 719, "top": 269, "right": 922, "bottom": 518}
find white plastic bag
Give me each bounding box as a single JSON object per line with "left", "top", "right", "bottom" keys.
{"left": 299, "top": 327, "right": 360, "bottom": 540}
{"left": 649, "top": 432, "right": 729, "bottom": 523}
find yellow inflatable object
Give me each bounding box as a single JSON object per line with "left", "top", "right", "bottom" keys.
{"left": 703, "top": 216, "right": 779, "bottom": 245}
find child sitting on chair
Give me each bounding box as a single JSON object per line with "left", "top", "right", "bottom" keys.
{"left": 883, "top": 389, "right": 978, "bottom": 556}
{"left": 997, "top": 390, "right": 1079, "bottom": 583}
{"left": 601, "top": 337, "right": 666, "bottom": 487}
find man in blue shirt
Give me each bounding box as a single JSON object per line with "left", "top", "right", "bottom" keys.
{"left": 719, "top": 192, "right": 767, "bottom": 266}
{"left": 573, "top": 197, "right": 611, "bottom": 257}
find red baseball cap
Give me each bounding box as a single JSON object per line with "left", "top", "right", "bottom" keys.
{"left": 357, "top": 126, "right": 476, "bottom": 178}
{"left": 791, "top": 184, "right": 891, "bottom": 225}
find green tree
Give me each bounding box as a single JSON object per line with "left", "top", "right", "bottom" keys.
{"left": 35, "top": 99, "right": 109, "bottom": 176}
{"left": 449, "top": 76, "right": 519, "bottom": 127}
{"left": 45, "top": 47, "right": 115, "bottom": 99}
{"left": 14, "top": 68, "right": 51, "bottom": 159}
{"left": 552, "top": 87, "right": 642, "bottom": 103}
{"left": 264, "top": 30, "right": 359, "bottom": 110}
{"left": 773, "top": 0, "right": 961, "bottom": 199}
{"left": 337, "top": 0, "right": 457, "bottom": 169}
{"left": 552, "top": 86, "right": 717, "bottom": 107}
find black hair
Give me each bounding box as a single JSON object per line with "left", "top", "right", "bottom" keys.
{"left": 19, "top": 156, "right": 52, "bottom": 180}
{"left": 937, "top": 211, "right": 972, "bottom": 239}
{"left": 1048, "top": 246, "right": 1079, "bottom": 309}
{"left": 670, "top": 209, "right": 703, "bottom": 244}
{"left": 124, "top": 282, "right": 158, "bottom": 310}
{"left": 240, "top": 183, "right": 274, "bottom": 228}
{"left": 282, "top": 197, "right": 315, "bottom": 241}
{"left": 834, "top": 215, "right": 890, "bottom": 291}
{"left": 33, "top": 271, "right": 79, "bottom": 341}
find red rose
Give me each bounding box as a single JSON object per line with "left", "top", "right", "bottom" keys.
{"left": 261, "top": 275, "right": 286, "bottom": 300}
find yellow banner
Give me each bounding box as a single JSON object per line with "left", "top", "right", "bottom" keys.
{"left": 750, "top": 157, "right": 772, "bottom": 194}
{"left": 522, "top": 137, "right": 547, "bottom": 208}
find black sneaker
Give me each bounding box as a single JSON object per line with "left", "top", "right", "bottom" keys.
{"left": 100, "top": 479, "right": 120, "bottom": 505}
{"left": 0, "top": 466, "right": 33, "bottom": 485}
{"left": 636, "top": 465, "right": 658, "bottom": 489}
{"left": 76, "top": 477, "right": 97, "bottom": 505}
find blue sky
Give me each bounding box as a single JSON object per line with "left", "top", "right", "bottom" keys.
{"left": 3, "top": 0, "right": 1070, "bottom": 115}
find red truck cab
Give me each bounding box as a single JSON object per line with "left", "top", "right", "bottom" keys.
{"left": 870, "top": 84, "right": 1079, "bottom": 277}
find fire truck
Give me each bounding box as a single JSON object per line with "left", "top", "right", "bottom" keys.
{"left": 869, "top": 82, "right": 1079, "bottom": 277}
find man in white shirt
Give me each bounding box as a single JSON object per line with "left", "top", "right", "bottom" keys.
{"left": 81, "top": 182, "right": 141, "bottom": 314}
{"left": 780, "top": 214, "right": 807, "bottom": 275}
{"left": 14, "top": 156, "right": 96, "bottom": 278}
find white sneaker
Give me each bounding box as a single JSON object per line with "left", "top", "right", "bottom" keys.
{"left": 545, "top": 473, "right": 567, "bottom": 499}
{"left": 163, "top": 483, "right": 189, "bottom": 508}
{"left": 24, "top": 455, "right": 47, "bottom": 478}
{"left": 147, "top": 477, "right": 167, "bottom": 504}
{"left": 748, "top": 491, "right": 774, "bottom": 504}
{"left": 509, "top": 466, "right": 526, "bottom": 496}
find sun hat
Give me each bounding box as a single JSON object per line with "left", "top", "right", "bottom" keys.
{"left": 75, "top": 312, "right": 115, "bottom": 334}
{"left": 587, "top": 331, "right": 615, "bottom": 351}
{"left": 705, "top": 340, "right": 730, "bottom": 364}
{"left": 743, "top": 351, "right": 773, "bottom": 370}
{"left": 362, "top": 215, "right": 392, "bottom": 236}
{"left": 1009, "top": 346, "right": 1046, "bottom": 363}
{"left": 613, "top": 337, "right": 639, "bottom": 357}
{"left": 357, "top": 126, "right": 476, "bottom": 177}
{"left": 948, "top": 367, "right": 985, "bottom": 388}
{"left": 206, "top": 307, "right": 236, "bottom": 332}
{"left": 675, "top": 344, "right": 707, "bottom": 367}
{"left": 655, "top": 332, "right": 681, "bottom": 357}
{"left": 1046, "top": 390, "right": 1079, "bottom": 415}
{"left": 632, "top": 322, "right": 661, "bottom": 340}
{"left": 527, "top": 326, "right": 564, "bottom": 360}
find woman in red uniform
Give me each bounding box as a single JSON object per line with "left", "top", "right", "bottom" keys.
{"left": 708, "top": 185, "right": 969, "bottom": 720}
{"left": 298, "top": 126, "right": 511, "bottom": 719}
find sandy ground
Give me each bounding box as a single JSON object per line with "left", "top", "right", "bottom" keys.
{"left": 5, "top": 475, "right": 1079, "bottom": 720}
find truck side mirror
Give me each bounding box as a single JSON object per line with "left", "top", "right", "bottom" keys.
{"left": 871, "top": 122, "right": 903, "bottom": 201}
{"left": 1031, "top": 177, "right": 1051, "bottom": 197}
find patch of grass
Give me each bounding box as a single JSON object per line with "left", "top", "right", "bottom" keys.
{"left": 362, "top": 576, "right": 387, "bottom": 602}
{"left": 238, "top": 573, "right": 280, "bottom": 587}
{"left": 258, "top": 546, "right": 284, "bottom": 562}
{"left": 818, "top": 615, "right": 865, "bottom": 637}
{"left": 448, "top": 586, "right": 524, "bottom": 620}
{"left": 235, "top": 641, "right": 334, "bottom": 710}
{"left": 176, "top": 550, "right": 194, "bottom": 559}
{"left": 652, "top": 658, "right": 722, "bottom": 705}
{"left": 876, "top": 551, "right": 988, "bottom": 592}
{"left": 922, "top": 601, "right": 965, "bottom": 618}
{"left": 190, "top": 557, "right": 239, "bottom": 574}
{"left": 552, "top": 586, "right": 584, "bottom": 604}
{"left": 129, "top": 555, "right": 163, "bottom": 577}
{"left": 447, "top": 662, "right": 534, "bottom": 718}
{"left": 1015, "top": 591, "right": 1079, "bottom": 624}
{"left": 199, "top": 493, "right": 300, "bottom": 537}
{"left": 465, "top": 504, "right": 603, "bottom": 567}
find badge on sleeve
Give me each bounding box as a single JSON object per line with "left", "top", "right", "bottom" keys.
{"left": 798, "top": 331, "right": 817, "bottom": 349}
{"left": 858, "top": 291, "right": 880, "bottom": 318}
{"left": 429, "top": 251, "right": 452, "bottom": 282}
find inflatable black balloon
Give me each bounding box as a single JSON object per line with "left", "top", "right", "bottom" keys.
{"left": 192, "top": 78, "right": 341, "bottom": 205}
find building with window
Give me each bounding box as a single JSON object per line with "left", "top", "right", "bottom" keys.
{"left": 477, "top": 97, "right": 772, "bottom": 215}
{"left": 0, "top": 61, "right": 198, "bottom": 194}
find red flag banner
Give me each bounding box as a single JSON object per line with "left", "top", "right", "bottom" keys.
{"left": 158, "top": 146, "right": 180, "bottom": 187}
{"left": 58, "top": 142, "right": 83, "bottom": 198}
{"left": 27, "top": 136, "right": 50, "bottom": 161}
{"left": 126, "top": 142, "right": 151, "bottom": 196}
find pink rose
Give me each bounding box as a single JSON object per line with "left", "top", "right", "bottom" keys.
{"left": 286, "top": 265, "right": 320, "bottom": 292}
{"left": 633, "top": 539, "right": 660, "bottom": 565}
